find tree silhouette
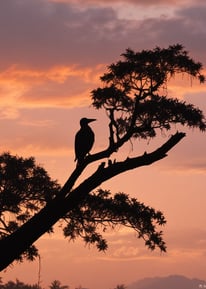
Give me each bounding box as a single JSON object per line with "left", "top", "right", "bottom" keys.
{"left": 0, "top": 44, "right": 205, "bottom": 271}
{"left": 0, "top": 278, "right": 69, "bottom": 289}
{"left": 0, "top": 153, "right": 60, "bottom": 261}
{"left": 1, "top": 279, "right": 40, "bottom": 289}
{"left": 49, "top": 280, "right": 69, "bottom": 289}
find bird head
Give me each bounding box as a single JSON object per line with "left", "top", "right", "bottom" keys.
{"left": 80, "top": 118, "right": 96, "bottom": 126}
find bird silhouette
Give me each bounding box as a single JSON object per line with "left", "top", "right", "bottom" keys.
{"left": 75, "top": 117, "right": 96, "bottom": 165}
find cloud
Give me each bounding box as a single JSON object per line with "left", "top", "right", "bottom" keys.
{"left": 18, "top": 65, "right": 104, "bottom": 107}
{"left": 0, "top": 107, "right": 20, "bottom": 120}
{"left": 0, "top": 64, "right": 104, "bottom": 110}
{"left": 1, "top": 0, "right": 206, "bottom": 70}
{"left": 90, "top": 226, "right": 206, "bottom": 263}
{"left": 0, "top": 0, "right": 124, "bottom": 69}
{"left": 52, "top": 0, "right": 194, "bottom": 6}
{"left": 0, "top": 0, "right": 206, "bottom": 111}
{"left": 155, "top": 127, "right": 206, "bottom": 174}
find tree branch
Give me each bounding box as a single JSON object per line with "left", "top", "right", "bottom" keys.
{"left": 69, "top": 132, "right": 185, "bottom": 199}
{"left": 0, "top": 131, "right": 185, "bottom": 271}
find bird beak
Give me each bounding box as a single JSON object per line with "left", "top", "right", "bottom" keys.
{"left": 87, "top": 118, "right": 96, "bottom": 123}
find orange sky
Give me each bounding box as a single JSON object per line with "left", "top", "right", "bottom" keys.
{"left": 1, "top": 1, "right": 206, "bottom": 289}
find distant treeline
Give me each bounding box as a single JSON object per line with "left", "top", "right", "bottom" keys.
{"left": 0, "top": 279, "right": 69, "bottom": 289}
{"left": 0, "top": 278, "right": 125, "bottom": 289}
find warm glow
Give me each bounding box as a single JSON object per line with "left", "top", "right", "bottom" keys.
{"left": 1, "top": 0, "right": 206, "bottom": 289}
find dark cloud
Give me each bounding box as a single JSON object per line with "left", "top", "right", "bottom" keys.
{"left": 0, "top": 0, "right": 126, "bottom": 68}
{"left": 54, "top": 0, "right": 192, "bottom": 5}
{"left": 1, "top": 0, "right": 206, "bottom": 70}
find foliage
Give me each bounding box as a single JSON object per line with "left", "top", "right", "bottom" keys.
{"left": 63, "top": 189, "right": 166, "bottom": 252}
{"left": 0, "top": 279, "right": 40, "bottom": 289}
{"left": 0, "top": 152, "right": 60, "bottom": 261}
{"left": 92, "top": 44, "right": 206, "bottom": 145}
{"left": 0, "top": 279, "right": 69, "bottom": 289}
{"left": 49, "top": 280, "right": 69, "bottom": 289}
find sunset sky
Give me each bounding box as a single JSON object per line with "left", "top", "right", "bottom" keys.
{"left": 1, "top": 0, "right": 206, "bottom": 289}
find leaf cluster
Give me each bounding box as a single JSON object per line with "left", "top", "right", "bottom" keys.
{"left": 62, "top": 189, "right": 166, "bottom": 252}
{"left": 0, "top": 152, "right": 60, "bottom": 261}
{"left": 0, "top": 279, "right": 40, "bottom": 289}
{"left": 92, "top": 44, "right": 206, "bottom": 143}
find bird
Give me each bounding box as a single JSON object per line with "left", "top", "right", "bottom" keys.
{"left": 74, "top": 117, "right": 96, "bottom": 165}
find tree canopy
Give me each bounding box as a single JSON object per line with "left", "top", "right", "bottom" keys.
{"left": 0, "top": 44, "right": 205, "bottom": 270}
{"left": 92, "top": 44, "right": 205, "bottom": 143}
{"left": 0, "top": 152, "right": 60, "bottom": 261}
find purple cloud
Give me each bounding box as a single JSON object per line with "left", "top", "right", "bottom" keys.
{"left": 0, "top": 0, "right": 206, "bottom": 70}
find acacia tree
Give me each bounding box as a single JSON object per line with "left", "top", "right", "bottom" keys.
{"left": 0, "top": 44, "right": 205, "bottom": 271}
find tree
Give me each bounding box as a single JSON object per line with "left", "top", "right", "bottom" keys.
{"left": 0, "top": 153, "right": 60, "bottom": 261}
{"left": 49, "top": 280, "right": 69, "bottom": 289}
{"left": 0, "top": 44, "right": 205, "bottom": 271}
{"left": 1, "top": 279, "right": 40, "bottom": 289}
